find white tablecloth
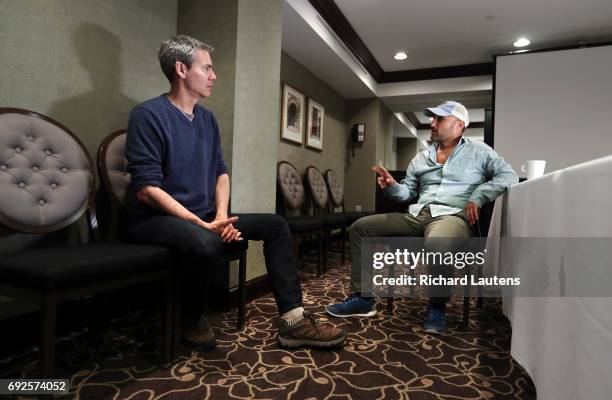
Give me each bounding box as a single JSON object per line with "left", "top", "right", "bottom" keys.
{"left": 486, "top": 154, "right": 612, "bottom": 400}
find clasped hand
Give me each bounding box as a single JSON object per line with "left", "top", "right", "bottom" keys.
{"left": 203, "top": 216, "right": 243, "bottom": 242}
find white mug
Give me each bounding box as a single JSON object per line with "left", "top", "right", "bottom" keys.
{"left": 521, "top": 160, "right": 546, "bottom": 179}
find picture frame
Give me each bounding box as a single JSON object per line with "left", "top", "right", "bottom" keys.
{"left": 306, "top": 99, "right": 324, "bottom": 150}
{"left": 280, "top": 83, "right": 305, "bottom": 144}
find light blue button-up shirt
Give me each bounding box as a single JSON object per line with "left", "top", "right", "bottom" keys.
{"left": 384, "top": 137, "right": 518, "bottom": 217}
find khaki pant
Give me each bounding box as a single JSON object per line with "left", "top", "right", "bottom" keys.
{"left": 349, "top": 206, "right": 471, "bottom": 302}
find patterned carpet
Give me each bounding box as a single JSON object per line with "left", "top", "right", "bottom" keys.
{"left": 1, "top": 249, "right": 536, "bottom": 399}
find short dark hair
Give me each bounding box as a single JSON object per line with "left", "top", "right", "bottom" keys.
{"left": 158, "top": 35, "right": 214, "bottom": 83}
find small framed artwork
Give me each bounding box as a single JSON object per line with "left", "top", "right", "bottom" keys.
{"left": 306, "top": 99, "right": 324, "bottom": 150}
{"left": 280, "top": 83, "right": 305, "bottom": 144}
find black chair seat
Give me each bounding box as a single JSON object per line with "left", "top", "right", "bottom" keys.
{"left": 0, "top": 243, "right": 170, "bottom": 290}
{"left": 286, "top": 216, "right": 324, "bottom": 233}
{"left": 343, "top": 211, "right": 375, "bottom": 225}
{"left": 321, "top": 214, "right": 349, "bottom": 229}
{"left": 220, "top": 240, "right": 249, "bottom": 255}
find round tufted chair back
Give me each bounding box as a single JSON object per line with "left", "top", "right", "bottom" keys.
{"left": 305, "top": 166, "right": 329, "bottom": 211}
{"left": 277, "top": 161, "right": 305, "bottom": 212}
{"left": 0, "top": 108, "right": 92, "bottom": 233}
{"left": 98, "top": 129, "right": 130, "bottom": 207}
{"left": 324, "top": 169, "right": 344, "bottom": 208}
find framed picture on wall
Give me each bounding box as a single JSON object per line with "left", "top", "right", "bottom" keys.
{"left": 306, "top": 99, "right": 324, "bottom": 150}
{"left": 280, "top": 83, "right": 305, "bottom": 144}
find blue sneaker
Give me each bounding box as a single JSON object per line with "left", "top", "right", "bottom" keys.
{"left": 423, "top": 303, "right": 446, "bottom": 334}
{"left": 326, "top": 294, "right": 377, "bottom": 317}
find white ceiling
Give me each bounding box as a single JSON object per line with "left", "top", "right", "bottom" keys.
{"left": 281, "top": 0, "right": 612, "bottom": 132}
{"left": 281, "top": 2, "right": 374, "bottom": 99}
{"left": 334, "top": 0, "right": 612, "bottom": 71}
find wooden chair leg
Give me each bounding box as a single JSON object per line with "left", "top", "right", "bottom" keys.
{"left": 316, "top": 233, "right": 323, "bottom": 277}
{"left": 340, "top": 228, "right": 346, "bottom": 265}
{"left": 386, "top": 263, "right": 395, "bottom": 313}
{"left": 162, "top": 276, "right": 173, "bottom": 366}
{"left": 237, "top": 252, "right": 247, "bottom": 330}
{"left": 291, "top": 234, "right": 300, "bottom": 261}
{"left": 477, "top": 266, "right": 484, "bottom": 308}
{"left": 461, "top": 273, "right": 471, "bottom": 330}
{"left": 323, "top": 229, "right": 329, "bottom": 274}
{"left": 172, "top": 270, "right": 181, "bottom": 360}
{"left": 41, "top": 292, "right": 57, "bottom": 378}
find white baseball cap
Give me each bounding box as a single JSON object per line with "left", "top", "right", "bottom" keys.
{"left": 423, "top": 101, "right": 469, "bottom": 127}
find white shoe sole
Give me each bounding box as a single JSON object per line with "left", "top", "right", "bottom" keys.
{"left": 325, "top": 307, "right": 377, "bottom": 318}
{"left": 423, "top": 326, "right": 446, "bottom": 334}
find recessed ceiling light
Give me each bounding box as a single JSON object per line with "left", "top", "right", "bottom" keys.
{"left": 513, "top": 37, "right": 531, "bottom": 47}
{"left": 394, "top": 52, "right": 407, "bottom": 60}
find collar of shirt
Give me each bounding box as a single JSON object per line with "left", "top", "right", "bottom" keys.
{"left": 428, "top": 136, "right": 466, "bottom": 164}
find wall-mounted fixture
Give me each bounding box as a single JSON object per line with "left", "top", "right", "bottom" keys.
{"left": 351, "top": 123, "right": 365, "bottom": 157}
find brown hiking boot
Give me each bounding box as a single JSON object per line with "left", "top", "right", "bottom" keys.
{"left": 181, "top": 319, "right": 216, "bottom": 351}
{"left": 278, "top": 311, "right": 347, "bottom": 349}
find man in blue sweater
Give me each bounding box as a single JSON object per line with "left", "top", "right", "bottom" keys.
{"left": 125, "top": 35, "right": 346, "bottom": 350}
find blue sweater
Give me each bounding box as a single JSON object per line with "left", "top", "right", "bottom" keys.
{"left": 125, "top": 95, "right": 227, "bottom": 218}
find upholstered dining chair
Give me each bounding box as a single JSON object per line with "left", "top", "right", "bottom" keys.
{"left": 323, "top": 168, "right": 374, "bottom": 225}
{"left": 304, "top": 166, "right": 349, "bottom": 269}
{"left": 97, "top": 129, "right": 249, "bottom": 331}
{"left": 276, "top": 161, "right": 325, "bottom": 276}
{"left": 0, "top": 108, "right": 173, "bottom": 377}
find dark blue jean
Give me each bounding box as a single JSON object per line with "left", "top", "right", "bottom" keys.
{"left": 126, "top": 213, "right": 303, "bottom": 326}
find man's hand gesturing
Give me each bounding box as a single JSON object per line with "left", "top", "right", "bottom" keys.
{"left": 372, "top": 165, "right": 397, "bottom": 189}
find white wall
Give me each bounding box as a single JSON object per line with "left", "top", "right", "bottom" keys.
{"left": 495, "top": 45, "right": 612, "bottom": 177}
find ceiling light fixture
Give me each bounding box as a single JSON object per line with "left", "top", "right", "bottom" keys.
{"left": 394, "top": 52, "right": 407, "bottom": 60}
{"left": 513, "top": 37, "right": 531, "bottom": 47}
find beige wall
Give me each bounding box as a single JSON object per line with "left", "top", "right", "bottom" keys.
{"left": 378, "top": 104, "right": 396, "bottom": 171}
{"left": 344, "top": 98, "right": 395, "bottom": 212}
{"left": 396, "top": 137, "right": 418, "bottom": 171}
{"left": 232, "top": 0, "right": 282, "bottom": 214}
{"left": 177, "top": 0, "right": 238, "bottom": 170}
{"left": 344, "top": 99, "right": 379, "bottom": 212}
{"left": 279, "top": 52, "right": 348, "bottom": 194}
{"left": 0, "top": 0, "right": 177, "bottom": 160}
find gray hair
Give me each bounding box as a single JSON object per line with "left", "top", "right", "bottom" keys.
{"left": 158, "top": 35, "right": 214, "bottom": 83}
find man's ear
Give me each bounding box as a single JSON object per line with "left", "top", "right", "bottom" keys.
{"left": 175, "top": 61, "right": 187, "bottom": 79}
{"left": 457, "top": 120, "right": 465, "bottom": 132}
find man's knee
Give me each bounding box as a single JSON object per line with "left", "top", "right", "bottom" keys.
{"left": 262, "top": 214, "right": 291, "bottom": 237}
{"left": 349, "top": 216, "right": 372, "bottom": 237}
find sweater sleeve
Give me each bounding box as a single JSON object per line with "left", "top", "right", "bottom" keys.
{"left": 126, "top": 108, "right": 165, "bottom": 191}
{"left": 210, "top": 114, "right": 228, "bottom": 177}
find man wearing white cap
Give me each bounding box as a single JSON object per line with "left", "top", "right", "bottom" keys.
{"left": 327, "top": 101, "right": 518, "bottom": 333}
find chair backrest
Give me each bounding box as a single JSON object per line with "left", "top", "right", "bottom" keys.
{"left": 323, "top": 169, "right": 344, "bottom": 211}
{"left": 277, "top": 161, "right": 305, "bottom": 214}
{"left": 97, "top": 129, "right": 129, "bottom": 208}
{"left": 0, "top": 108, "right": 93, "bottom": 233}
{"left": 97, "top": 129, "right": 132, "bottom": 240}
{"left": 305, "top": 166, "right": 329, "bottom": 213}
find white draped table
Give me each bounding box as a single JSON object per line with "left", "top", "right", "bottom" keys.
{"left": 485, "top": 154, "right": 612, "bottom": 400}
